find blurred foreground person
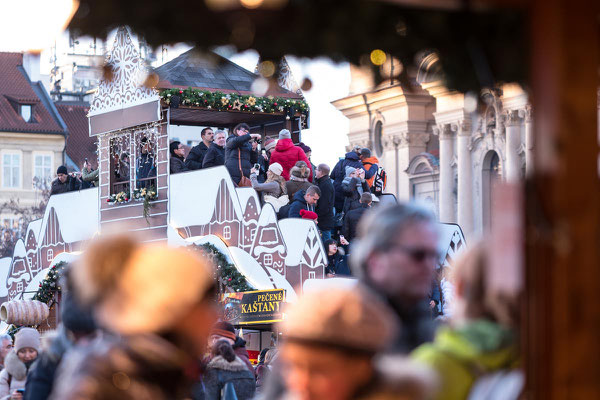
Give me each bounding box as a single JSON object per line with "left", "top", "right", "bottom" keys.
{"left": 352, "top": 203, "right": 439, "bottom": 353}
{"left": 0, "top": 328, "right": 40, "bottom": 400}
{"left": 49, "top": 235, "right": 217, "bottom": 400}
{"left": 255, "top": 348, "right": 278, "bottom": 392}
{"left": 202, "top": 340, "right": 255, "bottom": 400}
{"left": 24, "top": 271, "right": 97, "bottom": 400}
{"left": 272, "top": 284, "right": 433, "bottom": 400}
{"left": 412, "top": 244, "right": 522, "bottom": 400}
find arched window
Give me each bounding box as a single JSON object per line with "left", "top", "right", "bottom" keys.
{"left": 374, "top": 121, "right": 384, "bottom": 157}
{"left": 482, "top": 151, "right": 502, "bottom": 231}
{"left": 223, "top": 226, "right": 231, "bottom": 240}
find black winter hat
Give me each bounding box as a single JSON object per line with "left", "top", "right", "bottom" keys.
{"left": 57, "top": 165, "right": 68, "bottom": 175}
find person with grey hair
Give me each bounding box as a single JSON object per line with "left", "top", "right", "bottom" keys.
{"left": 269, "top": 129, "right": 313, "bottom": 182}
{"left": 0, "top": 334, "right": 12, "bottom": 371}
{"left": 351, "top": 203, "right": 440, "bottom": 353}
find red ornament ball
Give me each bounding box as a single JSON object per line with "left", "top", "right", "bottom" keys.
{"left": 273, "top": 102, "right": 278, "bottom": 106}
{"left": 228, "top": 278, "right": 232, "bottom": 281}
{"left": 179, "top": 90, "right": 183, "bottom": 94}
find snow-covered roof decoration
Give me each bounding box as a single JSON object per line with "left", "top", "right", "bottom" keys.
{"left": 236, "top": 188, "right": 261, "bottom": 217}
{"left": 169, "top": 167, "right": 243, "bottom": 228}
{"left": 89, "top": 26, "right": 159, "bottom": 117}
{"left": 438, "top": 223, "right": 467, "bottom": 269}
{"left": 278, "top": 219, "right": 323, "bottom": 266}
{"left": 38, "top": 188, "right": 99, "bottom": 244}
{"left": 0, "top": 258, "right": 12, "bottom": 298}
{"left": 26, "top": 219, "right": 42, "bottom": 242}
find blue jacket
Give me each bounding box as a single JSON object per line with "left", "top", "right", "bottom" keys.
{"left": 288, "top": 190, "right": 314, "bottom": 218}
{"left": 330, "top": 152, "right": 364, "bottom": 212}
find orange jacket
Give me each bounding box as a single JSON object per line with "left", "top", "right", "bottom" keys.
{"left": 362, "top": 156, "right": 380, "bottom": 187}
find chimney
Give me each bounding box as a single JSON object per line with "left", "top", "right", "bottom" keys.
{"left": 22, "top": 52, "right": 41, "bottom": 83}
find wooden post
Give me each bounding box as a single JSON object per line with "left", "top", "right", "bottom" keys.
{"left": 526, "top": 0, "right": 600, "bottom": 398}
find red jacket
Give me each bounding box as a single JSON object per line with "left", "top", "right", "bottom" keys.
{"left": 269, "top": 139, "right": 313, "bottom": 182}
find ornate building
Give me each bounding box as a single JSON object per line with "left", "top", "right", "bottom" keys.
{"left": 332, "top": 56, "right": 532, "bottom": 238}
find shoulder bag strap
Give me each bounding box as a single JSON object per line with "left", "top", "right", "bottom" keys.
{"left": 238, "top": 148, "right": 245, "bottom": 178}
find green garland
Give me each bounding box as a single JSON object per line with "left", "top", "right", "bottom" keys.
{"left": 6, "top": 261, "right": 67, "bottom": 338}
{"left": 193, "top": 243, "right": 253, "bottom": 293}
{"left": 33, "top": 261, "right": 67, "bottom": 303}
{"left": 160, "top": 88, "right": 309, "bottom": 119}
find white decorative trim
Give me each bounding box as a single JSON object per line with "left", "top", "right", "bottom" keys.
{"left": 89, "top": 27, "right": 159, "bottom": 117}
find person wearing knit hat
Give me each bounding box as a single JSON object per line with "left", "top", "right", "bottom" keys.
{"left": 209, "top": 322, "right": 254, "bottom": 373}
{"left": 273, "top": 284, "right": 434, "bottom": 400}
{"left": 299, "top": 209, "right": 318, "bottom": 221}
{"left": 269, "top": 130, "right": 313, "bottom": 182}
{"left": 263, "top": 138, "right": 277, "bottom": 153}
{"left": 286, "top": 161, "right": 312, "bottom": 200}
{"left": 50, "top": 165, "right": 80, "bottom": 195}
{"left": 250, "top": 162, "right": 288, "bottom": 207}
{"left": 0, "top": 328, "right": 40, "bottom": 399}
{"left": 278, "top": 129, "right": 291, "bottom": 140}
{"left": 49, "top": 234, "right": 219, "bottom": 400}
{"left": 209, "top": 321, "right": 237, "bottom": 345}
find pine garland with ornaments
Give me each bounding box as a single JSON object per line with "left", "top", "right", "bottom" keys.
{"left": 6, "top": 261, "right": 67, "bottom": 337}
{"left": 192, "top": 243, "right": 253, "bottom": 293}
{"left": 160, "top": 88, "right": 309, "bottom": 119}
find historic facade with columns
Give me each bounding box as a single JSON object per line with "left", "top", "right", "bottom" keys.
{"left": 332, "top": 56, "right": 531, "bottom": 239}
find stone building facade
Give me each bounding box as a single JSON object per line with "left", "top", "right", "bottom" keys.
{"left": 332, "top": 56, "right": 532, "bottom": 238}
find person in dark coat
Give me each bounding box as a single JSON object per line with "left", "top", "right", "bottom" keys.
{"left": 288, "top": 186, "right": 321, "bottom": 219}
{"left": 50, "top": 166, "right": 80, "bottom": 195}
{"left": 136, "top": 138, "right": 156, "bottom": 189}
{"left": 314, "top": 163, "right": 335, "bottom": 242}
{"left": 324, "top": 239, "right": 351, "bottom": 277}
{"left": 342, "top": 167, "right": 370, "bottom": 214}
{"left": 202, "top": 130, "right": 226, "bottom": 168}
{"left": 185, "top": 127, "right": 214, "bottom": 170}
{"left": 351, "top": 203, "right": 439, "bottom": 353}
{"left": 342, "top": 192, "right": 372, "bottom": 244}
{"left": 202, "top": 340, "right": 255, "bottom": 400}
{"left": 169, "top": 141, "right": 188, "bottom": 174}
{"left": 330, "top": 151, "right": 364, "bottom": 213}
{"left": 224, "top": 123, "right": 261, "bottom": 185}
{"left": 25, "top": 281, "right": 97, "bottom": 400}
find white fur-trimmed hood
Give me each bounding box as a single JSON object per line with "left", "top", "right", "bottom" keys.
{"left": 207, "top": 355, "right": 248, "bottom": 372}
{"left": 4, "top": 351, "right": 27, "bottom": 381}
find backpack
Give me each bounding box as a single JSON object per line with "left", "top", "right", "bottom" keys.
{"left": 371, "top": 165, "right": 387, "bottom": 195}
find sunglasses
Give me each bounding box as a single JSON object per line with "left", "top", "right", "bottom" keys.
{"left": 389, "top": 245, "right": 440, "bottom": 263}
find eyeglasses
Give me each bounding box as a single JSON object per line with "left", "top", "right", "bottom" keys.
{"left": 388, "top": 245, "right": 440, "bottom": 263}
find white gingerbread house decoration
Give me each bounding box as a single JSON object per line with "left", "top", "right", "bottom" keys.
{"left": 88, "top": 26, "right": 160, "bottom": 135}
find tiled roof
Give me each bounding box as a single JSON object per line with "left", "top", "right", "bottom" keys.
{"left": 56, "top": 102, "right": 97, "bottom": 171}
{"left": 0, "top": 52, "right": 65, "bottom": 134}
{"left": 154, "top": 49, "right": 302, "bottom": 99}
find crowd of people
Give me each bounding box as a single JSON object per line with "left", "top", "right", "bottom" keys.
{"left": 0, "top": 200, "right": 521, "bottom": 399}
{"left": 166, "top": 125, "right": 388, "bottom": 278}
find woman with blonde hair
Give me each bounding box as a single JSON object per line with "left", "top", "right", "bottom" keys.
{"left": 250, "top": 163, "right": 289, "bottom": 211}
{"left": 412, "top": 243, "right": 522, "bottom": 400}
